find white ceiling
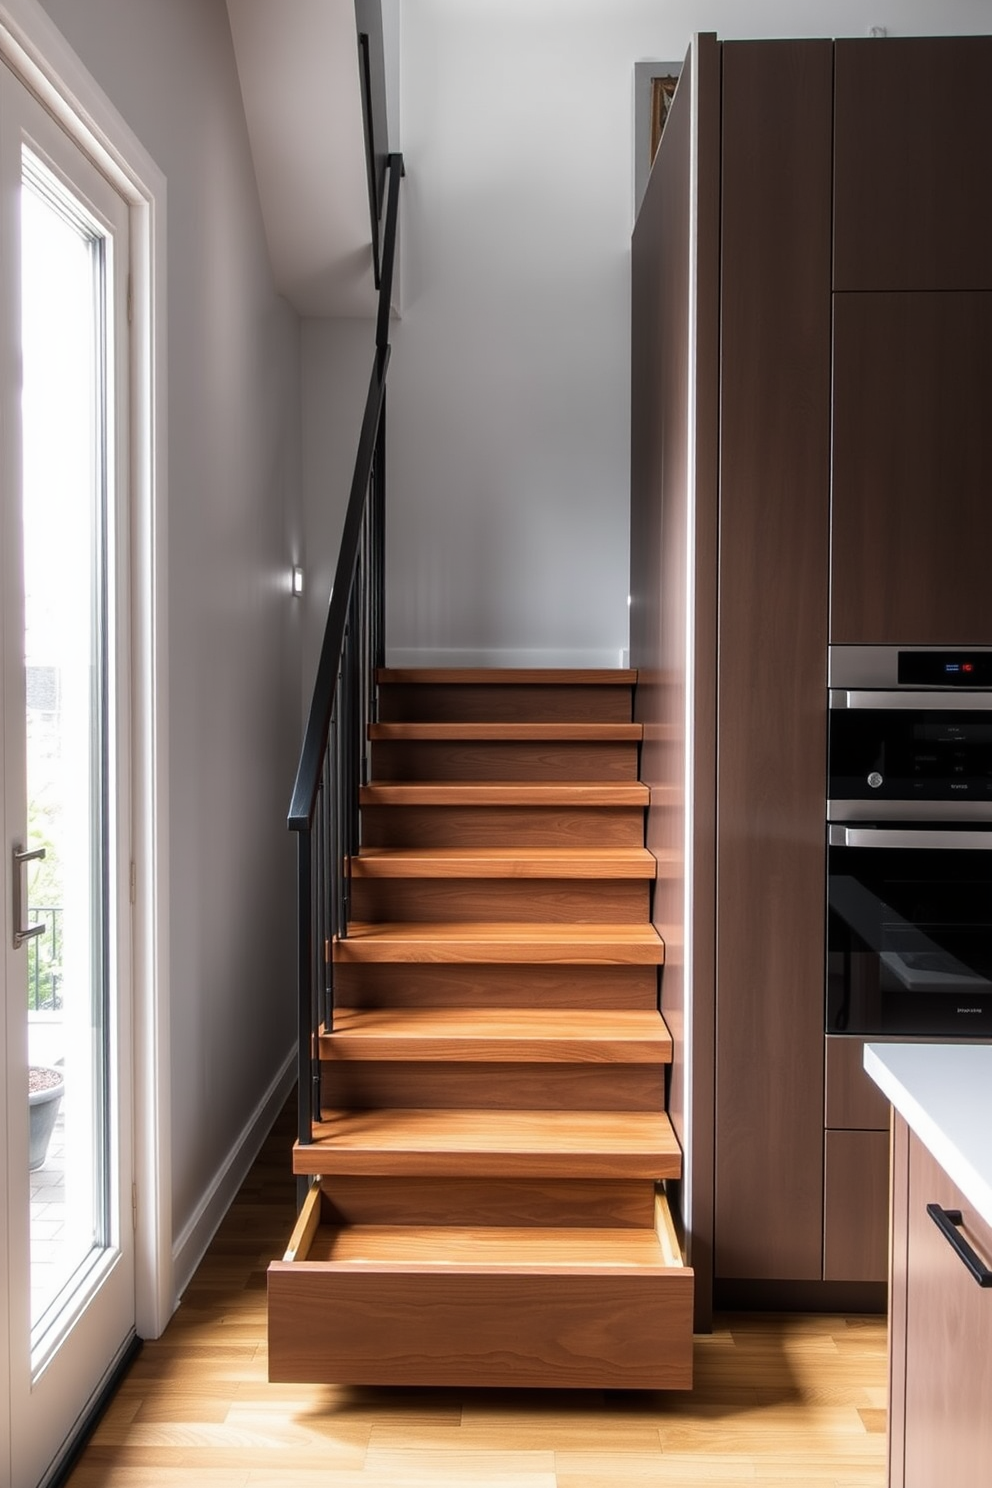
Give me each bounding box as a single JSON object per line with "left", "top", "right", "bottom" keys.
{"left": 226, "top": 0, "right": 377, "bottom": 317}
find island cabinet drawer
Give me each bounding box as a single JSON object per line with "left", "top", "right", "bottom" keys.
{"left": 267, "top": 1183, "right": 694, "bottom": 1390}
{"left": 891, "top": 1121, "right": 992, "bottom": 1488}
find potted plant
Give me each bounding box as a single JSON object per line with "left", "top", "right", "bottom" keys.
{"left": 29, "top": 1065, "right": 64, "bottom": 1171}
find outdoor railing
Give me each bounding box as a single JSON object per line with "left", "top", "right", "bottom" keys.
{"left": 26, "top": 906, "right": 62, "bottom": 1011}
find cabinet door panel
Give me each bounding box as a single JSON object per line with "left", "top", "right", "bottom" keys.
{"left": 904, "top": 1132, "right": 992, "bottom": 1487}
{"left": 823, "top": 1129, "right": 889, "bottom": 1283}
{"left": 831, "top": 292, "right": 992, "bottom": 645}
{"left": 825, "top": 1036, "right": 889, "bottom": 1131}
{"left": 834, "top": 37, "right": 992, "bottom": 292}
{"left": 715, "top": 39, "right": 832, "bottom": 1280}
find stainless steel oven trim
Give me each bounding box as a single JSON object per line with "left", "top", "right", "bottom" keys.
{"left": 828, "top": 799, "right": 992, "bottom": 823}
{"left": 829, "top": 644, "right": 992, "bottom": 690}
{"left": 830, "top": 688, "right": 992, "bottom": 711}
{"left": 829, "top": 824, "right": 992, "bottom": 850}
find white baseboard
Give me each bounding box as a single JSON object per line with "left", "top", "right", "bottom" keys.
{"left": 171, "top": 1048, "right": 296, "bottom": 1303}
{"left": 386, "top": 646, "right": 630, "bottom": 669}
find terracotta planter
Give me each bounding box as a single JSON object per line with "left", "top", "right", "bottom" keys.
{"left": 29, "top": 1066, "right": 64, "bottom": 1171}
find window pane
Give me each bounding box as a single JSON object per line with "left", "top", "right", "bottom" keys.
{"left": 21, "top": 153, "right": 114, "bottom": 1348}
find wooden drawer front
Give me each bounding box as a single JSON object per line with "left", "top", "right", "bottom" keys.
{"left": 825, "top": 1037, "right": 890, "bottom": 1131}
{"left": 823, "top": 1129, "right": 889, "bottom": 1284}
{"left": 268, "top": 1189, "right": 693, "bottom": 1390}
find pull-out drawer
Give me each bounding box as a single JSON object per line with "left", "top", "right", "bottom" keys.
{"left": 268, "top": 1183, "right": 693, "bottom": 1390}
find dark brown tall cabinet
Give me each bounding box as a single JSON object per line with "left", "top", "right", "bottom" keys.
{"left": 831, "top": 37, "right": 992, "bottom": 644}
{"left": 630, "top": 33, "right": 992, "bottom": 1326}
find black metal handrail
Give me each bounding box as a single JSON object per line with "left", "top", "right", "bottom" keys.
{"left": 289, "top": 148, "right": 403, "bottom": 1167}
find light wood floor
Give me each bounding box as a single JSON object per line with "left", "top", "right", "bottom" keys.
{"left": 65, "top": 1097, "right": 888, "bottom": 1488}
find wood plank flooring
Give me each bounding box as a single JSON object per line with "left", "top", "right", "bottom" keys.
{"left": 64, "top": 1095, "right": 888, "bottom": 1488}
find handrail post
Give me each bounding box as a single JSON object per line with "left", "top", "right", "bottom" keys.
{"left": 296, "top": 826, "right": 314, "bottom": 1208}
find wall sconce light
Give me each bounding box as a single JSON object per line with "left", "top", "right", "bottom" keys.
{"left": 291, "top": 565, "right": 304, "bottom": 598}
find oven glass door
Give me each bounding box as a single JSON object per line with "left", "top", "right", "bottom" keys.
{"left": 827, "top": 827, "right": 992, "bottom": 1036}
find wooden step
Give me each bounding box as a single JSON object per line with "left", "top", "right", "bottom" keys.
{"left": 349, "top": 847, "right": 656, "bottom": 924}
{"left": 369, "top": 723, "right": 643, "bottom": 783}
{"left": 333, "top": 922, "right": 666, "bottom": 965}
{"left": 361, "top": 803, "right": 649, "bottom": 848}
{"left": 378, "top": 669, "right": 639, "bottom": 686}
{"left": 351, "top": 879, "right": 651, "bottom": 924}
{"left": 371, "top": 740, "right": 639, "bottom": 782}
{"left": 321, "top": 1062, "right": 664, "bottom": 1112}
{"left": 349, "top": 847, "right": 657, "bottom": 878}
{"left": 320, "top": 1008, "right": 672, "bottom": 1062}
{"left": 376, "top": 670, "right": 636, "bottom": 724}
{"left": 333, "top": 962, "right": 661, "bottom": 1011}
{"left": 359, "top": 782, "right": 653, "bottom": 851}
{"left": 369, "top": 722, "right": 643, "bottom": 740}
{"left": 294, "top": 1107, "right": 682, "bottom": 1179}
{"left": 360, "top": 782, "right": 649, "bottom": 806}
{"left": 268, "top": 1186, "right": 692, "bottom": 1390}
{"left": 320, "top": 1009, "right": 672, "bottom": 1113}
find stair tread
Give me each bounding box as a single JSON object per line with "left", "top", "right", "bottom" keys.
{"left": 377, "top": 668, "right": 637, "bottom": 686}
{"left": 350, "top": 847, "right": 658, "bottom": 879}
{"left": 298, "top": 1223, "right": 679, "bottom": 1270}
{"left": 295, "top": 1107, "right": 681, "bottom": 1179}
{"left": 323, "top": 1008, "right": 673, "bottom": 1062}
{"left": 369, "top": 722, "right": 642, "bottom": 741}
{"left": 334, "top": 921, "right": 666, "bottom": 964}
{"left": 361, "top": 782, "right": 650, "bottom": 806}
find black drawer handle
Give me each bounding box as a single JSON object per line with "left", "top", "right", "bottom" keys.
{"left": 927, "top": 1204, "right": 992, "bottom": 1287}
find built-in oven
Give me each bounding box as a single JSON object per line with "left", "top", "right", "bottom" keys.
{"left": 826, "top": 645, "right": 992, "bottom": 1037}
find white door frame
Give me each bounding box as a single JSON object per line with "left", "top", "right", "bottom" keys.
{"left": 0, "top": 0, "right": 171, "bottom": 1350}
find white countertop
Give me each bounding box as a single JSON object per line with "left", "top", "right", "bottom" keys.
{"left": 865, "top": 1041, "right": 992, "bottom": 1227}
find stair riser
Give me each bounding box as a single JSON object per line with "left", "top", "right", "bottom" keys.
{"left": 333, "top": 963, "right": 660, "bottom": 1011}
{"left": 267, "top": 1270, "right": 693, "bottom": 1389}
{"left": 317, "top": 1175, "right": 657, "bottom": 1228}
{"left": 350, "top": 878, "right": 651, "bottom": 924}
{"left": 378, "top": 684, "right": 633, "bottom": 724}
{"left": 362, "top": 806, "right": 645, "bottom": 848}
{"left": 321, "top": 1063, "right": 665, "bottom": 1112}
{"left": 371, "top": 740, "right": 638, "bottom": 782}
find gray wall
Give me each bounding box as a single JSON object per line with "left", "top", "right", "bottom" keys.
{"left": 300, "top": 318, "right": 375, "bottom": 708}
{"left": 306, "top": 0, "right": 992, "bottom": 668}
{"left": 37, "top": 0, "right": 302, "bottom": 1280}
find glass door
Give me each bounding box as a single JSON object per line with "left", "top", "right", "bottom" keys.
{"left": 1, "top": 62, "right": 134, "bottom": 1488}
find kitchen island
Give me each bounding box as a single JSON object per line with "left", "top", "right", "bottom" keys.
{"left": 865, "top": 1042, "right": 992, "bottom": 1488}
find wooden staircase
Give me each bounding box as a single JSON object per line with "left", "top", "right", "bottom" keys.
{"left": 267, "top": 669, "right": 693, "bottom": 1389}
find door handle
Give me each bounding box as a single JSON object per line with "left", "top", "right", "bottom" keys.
{"left": 12, "top": 843, "right": 46, "bottom": 950}
{"left": 927, "top": 1203, "right": 992, "bottom": 1287}
{"left": 829, "top": 825, "right": 992, "bottom": 851}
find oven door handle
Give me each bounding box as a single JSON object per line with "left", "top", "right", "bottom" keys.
{"left": 830, "top": 689, "right": 992, "bottom": 711}
{"left": 829, "top": 825, "right": 992, "bottom": 850}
